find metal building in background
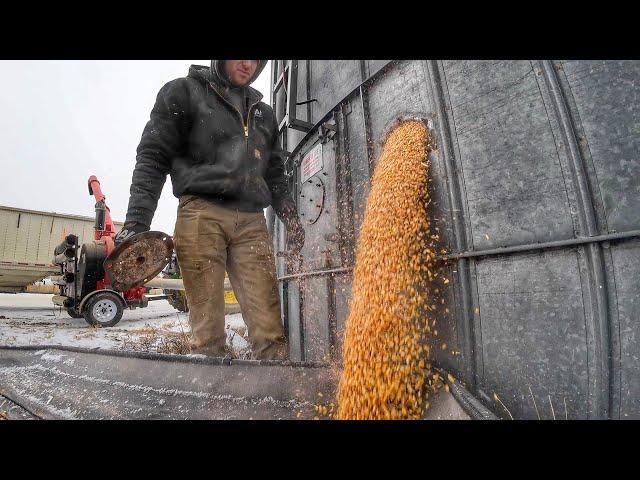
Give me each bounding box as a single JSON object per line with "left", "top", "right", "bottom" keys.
{"left": 269, "top": 60, "right": 640, "bottom": 419}
{"left": 0, "top": 205, "right": 123, "bottom": 292}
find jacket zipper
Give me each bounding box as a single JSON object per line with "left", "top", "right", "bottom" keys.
{"left": 207, "top": 82, "right": 262, "bottom": 194}
{"left": 208, "top": 81, "right": 260, "bottom": 142}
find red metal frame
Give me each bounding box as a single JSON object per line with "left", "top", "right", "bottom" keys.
{"left": 88, "top": 175, "right": 116, "bottom": 241}
{"left": 87, "top": 175, "right": 145, "bottom": 302}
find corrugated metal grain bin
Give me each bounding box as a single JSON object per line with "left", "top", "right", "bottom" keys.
{"left": 269, "top": 60, "right": 640, "bottom": 419}
{"left": 0, "top": 205, "right": 123, "bottom": 292}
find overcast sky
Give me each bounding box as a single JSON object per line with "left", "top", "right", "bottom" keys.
{"left": 0, "top": 60, "right": 272, "bottom": 234}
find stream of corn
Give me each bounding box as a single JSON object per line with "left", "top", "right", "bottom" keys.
{"left": 337, "top": 120, "right": 439, "bottom": 420}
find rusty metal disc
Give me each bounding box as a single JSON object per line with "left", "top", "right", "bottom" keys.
{"left": 103, "top": 231, "right": 174, "bottom": 292}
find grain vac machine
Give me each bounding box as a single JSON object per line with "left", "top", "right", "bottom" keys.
{"left": 51, "top": 176, "right": 174, "bottom": 327}
{"left": 268, "top": 60, "right": 640, "bottom": 419}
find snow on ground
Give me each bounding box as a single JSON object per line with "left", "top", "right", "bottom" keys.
{"left": 0, "top": 293, "right": 249, "bottom": 356}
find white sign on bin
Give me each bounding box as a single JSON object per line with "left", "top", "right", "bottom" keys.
{"left": 300, "top": 143, "right": 323, "bottom": 183}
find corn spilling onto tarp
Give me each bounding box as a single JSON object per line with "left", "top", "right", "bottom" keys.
{"left": 337, "top": 120, "right": 435, "bottom": 420}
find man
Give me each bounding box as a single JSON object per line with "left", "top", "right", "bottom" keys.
{"left": 116, "top": 60, "right": 304, "bottom": 360}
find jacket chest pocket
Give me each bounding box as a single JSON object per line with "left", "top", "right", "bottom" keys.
{"left": 252, "top": 120, "right": 272, "bottom": 146}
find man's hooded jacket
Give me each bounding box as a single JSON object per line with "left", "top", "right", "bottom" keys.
{"left": 124, "top": 60, "right": 297, "bottom": 229}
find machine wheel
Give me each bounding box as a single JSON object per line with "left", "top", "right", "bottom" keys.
{"left": 165, "top": 290, "right": 189, "bottom": 313}
{"left": 66, "top": 308, "right": 84, "bottom": 319}
{"left": 83, "top": 291, "right": 125, "bottom": 327}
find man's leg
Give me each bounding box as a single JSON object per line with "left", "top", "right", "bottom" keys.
{"left": 174, "top": 196, "right": 230, "bottom": 356}
{"left": 226, "top": 212, "right": 287, "bottom": 360}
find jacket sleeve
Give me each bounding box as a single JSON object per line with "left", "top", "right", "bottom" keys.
{"left": 124, "top": 79, "right": 191, "bottom": 228}
{"left": 265, "top": 117, "right": 298, "bottom": 226}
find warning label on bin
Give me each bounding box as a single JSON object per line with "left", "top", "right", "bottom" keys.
{"left": 301, "top": 143, "right": 323, "bottom": 183}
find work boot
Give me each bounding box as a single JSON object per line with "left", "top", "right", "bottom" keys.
{"left": 252, "top": 338, "right": 289, "bottom": 361}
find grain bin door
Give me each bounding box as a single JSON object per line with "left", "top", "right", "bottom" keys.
{"left": 294, "top": 134, "right": 344, "bottom": 363}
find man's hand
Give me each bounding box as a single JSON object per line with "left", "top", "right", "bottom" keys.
{"left": 114, "top": 222, "right": 149, "bottom": 246}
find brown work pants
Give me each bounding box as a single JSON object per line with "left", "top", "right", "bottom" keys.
{"left": 173, "top": 195, "right": 287, "bottom": 360}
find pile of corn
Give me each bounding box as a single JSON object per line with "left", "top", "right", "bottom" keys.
{"left": 337, "top": 120, "right": 436, "bottom": 420}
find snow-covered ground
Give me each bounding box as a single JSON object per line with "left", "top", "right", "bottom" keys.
{"left": 0, "top": 293, "right": 249, "bottom": 356}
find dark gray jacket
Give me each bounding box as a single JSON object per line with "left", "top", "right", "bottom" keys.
{"left": 125, "top": 61, "right": 297, "bottom": 229}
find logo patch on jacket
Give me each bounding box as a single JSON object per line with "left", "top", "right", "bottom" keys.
{"left": 254, "top": 109, "right": 263, "bottom": 118}
{"left": 255, "top": 149, "right": 262, "bottom": 160}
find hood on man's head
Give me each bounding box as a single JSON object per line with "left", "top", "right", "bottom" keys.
{"left": 211, "top": 60, "right": 268, "bottom": 87}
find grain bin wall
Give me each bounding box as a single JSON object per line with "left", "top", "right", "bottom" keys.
{"left": 270, "top": 60, "right": 640, "bottom": 420}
